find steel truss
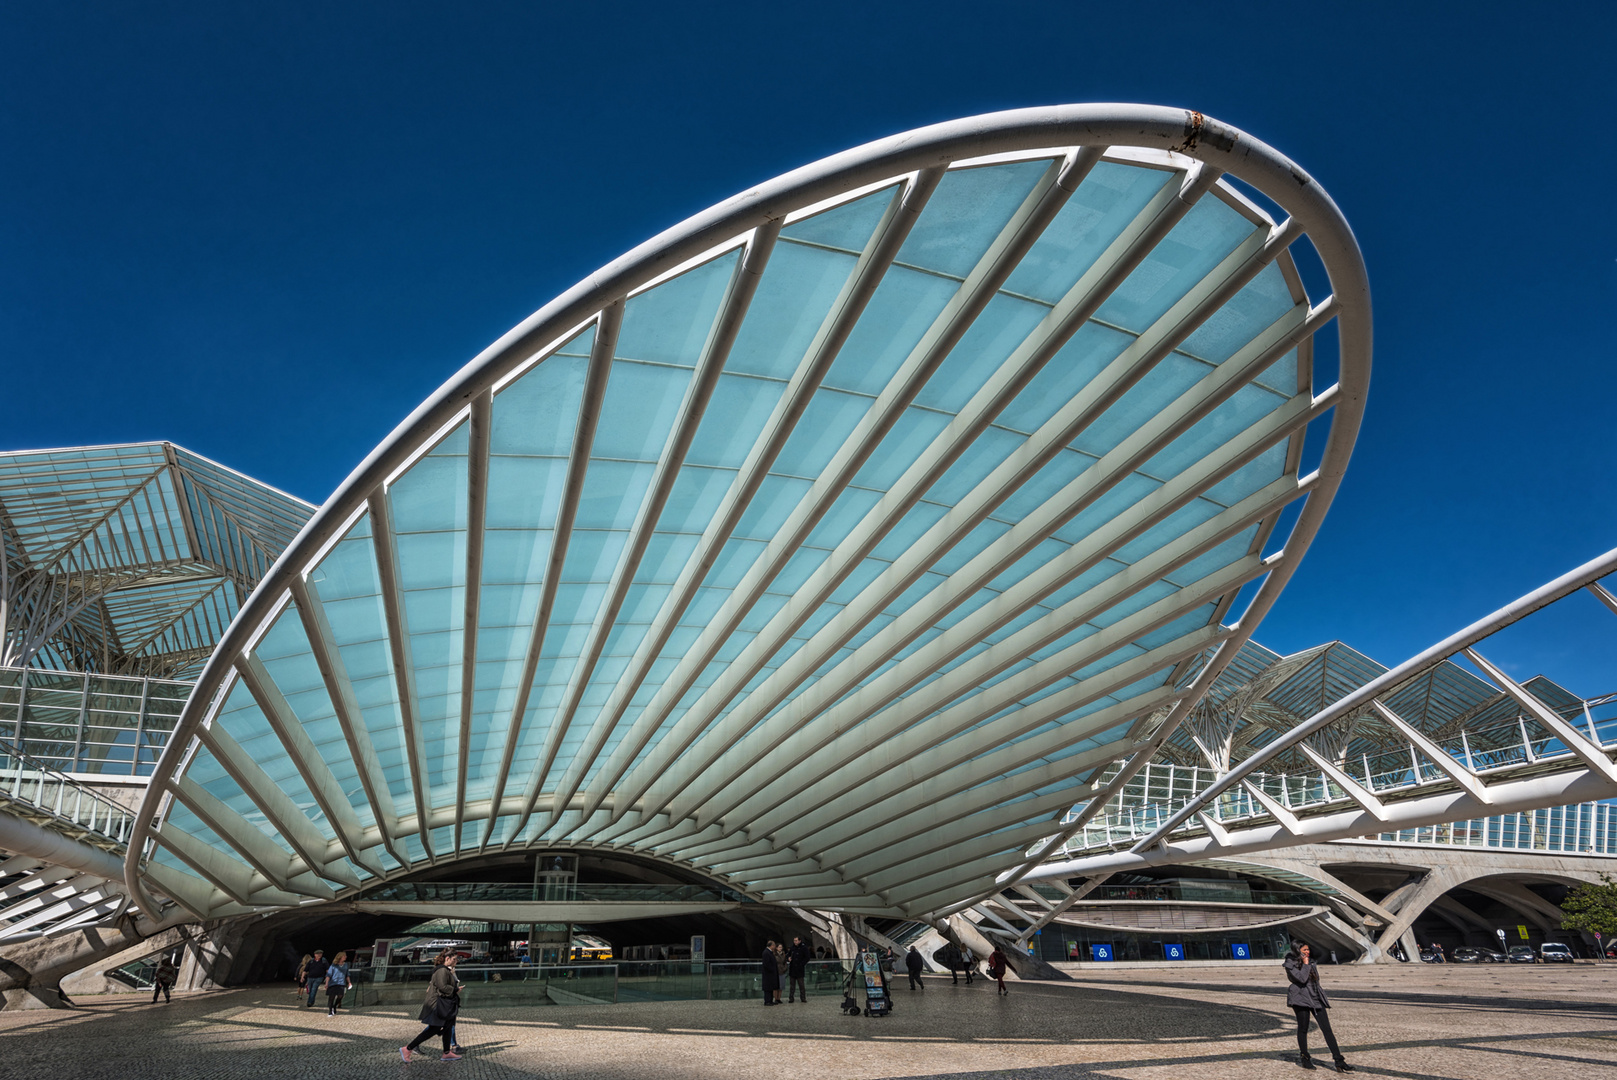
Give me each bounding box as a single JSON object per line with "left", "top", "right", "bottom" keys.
{"left": 1025, "top": 547, "right": 1617, "bottom": 883}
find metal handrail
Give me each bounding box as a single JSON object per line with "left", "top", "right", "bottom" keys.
{"left": 0, "top": 740, "right": 137, "bottom": 847}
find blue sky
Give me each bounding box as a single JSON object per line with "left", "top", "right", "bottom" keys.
{"left": 3, "top": 2, "right": 1613, "bottom": 690}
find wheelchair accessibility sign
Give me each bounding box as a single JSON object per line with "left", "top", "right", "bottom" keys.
{"left": 1163, "top": 943, "right": 1185, "bottom": 960}
{"left": 1091, "top": 943, "right": 1114, "bottom": 961}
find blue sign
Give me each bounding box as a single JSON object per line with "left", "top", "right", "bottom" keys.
{"left": 1163, "top": 943, "right": 1185, "bottom": 961}
{"left": 1091, "top": 943, "right": 1114, "bottom": 962}
{"left": 1230, "top": 943, "right": 1251, "bottom": 960}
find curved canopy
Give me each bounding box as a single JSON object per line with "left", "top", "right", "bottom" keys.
{"left": 126, "top": 106, "right": 1370, "bottom": 921}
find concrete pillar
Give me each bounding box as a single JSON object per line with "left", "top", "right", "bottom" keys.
{"left": 1, "top": 910, "right": 192, "bottom": 1009}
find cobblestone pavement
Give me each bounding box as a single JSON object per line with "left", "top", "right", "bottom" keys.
{"left": 3, "top": 964, "right": 1615, "bottom": 1079}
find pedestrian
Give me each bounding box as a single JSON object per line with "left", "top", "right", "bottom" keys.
{"left": 152, "top": 955, "right": 178, "bottom": 1004}
{"left": 761, "top": 940, "right": 781, "bottom": 1006}
{"left": 400, "top": 951, "right": 462, "bottom": 1062}
{"left": 773, "top": 941, "right": 787, "bottom": 1003}
{"left": 787, "top": 936, "right": 810, "bottom": 1003}
{"left": 323, "top": 951, "right": 351, "bottom": 1015}
{"left": 1433, "top": 943, "right": 1445, "bottom": 964}
{"left": 1284, "top": 942, "right": 1354, "bottom": 1072}
{"left": 905, "top": 946, "right": 924, "bottom": 990}
{"left": 961, "top": 945, "right": 975, "bottom": 985}
{"left": 294, "top": 953, "right": 312, "bottom": 997}
{"left": 435, "top": 953, "right": 467, "bottom": 1053}
{"left": 303, "top": 949, "right": 329, "bottom": 1008}
{"left": 988, "top": 946, "right": 1008, "bottom": 995}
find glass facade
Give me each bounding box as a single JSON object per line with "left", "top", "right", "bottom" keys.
{"left": 0, "top": 666, "right": 188, "bottom": 776}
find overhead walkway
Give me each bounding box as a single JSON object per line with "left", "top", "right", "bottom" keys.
{"left": 1023, "top": 547, "right": 1617, "bottom": 883}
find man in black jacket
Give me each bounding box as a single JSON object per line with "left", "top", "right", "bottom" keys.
{"left": 786, "top": 937, "right": 811, "bottom": 1003}
{"left": 303, "top": 950, "right": 329, "bottom": 1008}
{"left": 905, "top": 946, "right": 925, "bottom": 990}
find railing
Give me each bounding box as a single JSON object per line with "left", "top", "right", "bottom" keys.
{"left": 1056, "top": 695, "right": 1617, "bottom": 859}
{"left": 0, "top": 665, "right": 190, "bottom": 777}
{"left": 1064, "top": 884, "right": 1322, "bottom": 905}
{"left": 349, "top": 959, "right": 852, "bottom": 1008}
{"left": 358, "top": 881, "right": 753, "bottom": 905}
{"left": 0, "top": 741, "right": 138, "bottom": 850}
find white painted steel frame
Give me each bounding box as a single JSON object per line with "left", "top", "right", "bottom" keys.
{"left": 121, "top": 105, "right": 1373, "bottom": 920}
{"left": 1028, "top": 546, "right": 1617, "bottom": 881}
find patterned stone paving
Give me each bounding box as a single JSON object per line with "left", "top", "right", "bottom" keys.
{"left": 3, "top": 964, "right": 1616, "bottom": 1079}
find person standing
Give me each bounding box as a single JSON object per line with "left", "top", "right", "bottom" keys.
{"left": 905, "top": 946, "right": 925, "bottom": 990}
{"left": 1284, "top": 943, "right": 1354, "bottom": 1072}
{"left": 760, "top": 940, "right": 781, "bottom": 1006}
{"left": 961, "top": 945, "right": 975, "bottom": 985}
{"left": 303, "top": 949, "right": 329, "bottom": 1008}
{"left": 787, "top": 937, "right": 810, "bottom": 1003}
{"left": 151, "top": 955, "right": 178, "bottom": 1004}
{"left": 294, "top": 953, "right": 312, "bottom": 998}
{"left": 401, "top": 952, "right": 462, "bottom": 1062}
{"left": 988, "top": 946, "right": 1009, "bottom": 995}
{"left": 322, "top": 951, "right": 351, "bottom": 1015}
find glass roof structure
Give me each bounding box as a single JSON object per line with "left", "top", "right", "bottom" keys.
{"left": 122, "top": 106, "right": 1371, "bottom": 922}
{"left": 0, "top": 443, "right": 314, "bottom": 679}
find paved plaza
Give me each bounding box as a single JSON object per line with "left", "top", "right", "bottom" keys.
{"left": 4, "top": 964, "right": 1615, "bottom": 1079}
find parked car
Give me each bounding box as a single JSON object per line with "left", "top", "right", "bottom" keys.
{"left": 1508, "top": 945, "right": 1537, "bottom": 963}
{"left": 1452, "top": 947, "right": 1500, "bottom": 963}
{"left": 1480, "top": 949, "right": 1508, "bottom": 963}
{"left": 1418, "top": 946, "right": 1438, "bottom": 963}
{"left": 1540, "top": 942, "right": 1575, "bottom": 964}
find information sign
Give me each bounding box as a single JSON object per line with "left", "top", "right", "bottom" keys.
{"left": 1163, "top": 943, "right": 1185, "bottom": 961}
{"left": 1518, "top": 925, "right": 1530, "bottom": 940}
{"left": 1091, "top": 943, "right": 1114, "bottom": 962}
{"left": 1230, "top": 943, "right": 1251, "bottom": 960}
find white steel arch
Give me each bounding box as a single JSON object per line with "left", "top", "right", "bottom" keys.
{"left": 122, "top": 105, "right": 1371, "bottom": 922}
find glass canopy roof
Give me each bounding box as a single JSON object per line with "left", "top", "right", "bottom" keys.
{"left": 0, "top": 442, "right": 313, "bottom": 678}
{"left": 125, "top": 106, "right": 1371, "bottom": 921}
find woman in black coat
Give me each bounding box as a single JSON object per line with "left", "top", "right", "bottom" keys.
{"left": 1283, "top": 943, "right": 1353, "bottom": 1071}
{"left": 760, "top": 940, "right": 781, "bottom": 1006}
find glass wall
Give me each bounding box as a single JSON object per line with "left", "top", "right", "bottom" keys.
{"left": 0, "top": 666, "right": 189, "bottom": 775}
{"left": 1034, "top": 924, "right": 1291, "bottom": 964}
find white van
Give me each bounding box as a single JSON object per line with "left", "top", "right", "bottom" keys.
{"left": 1540, "top": 942, "right": 1575, "bottom": 964}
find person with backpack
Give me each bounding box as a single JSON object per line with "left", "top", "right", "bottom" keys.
{"left": 151, "top": 955, "right": 178, "bottom": 1004}
{"left": 401, "top": 952, "right": 462, "bottom": 1062}
{"left": 322, "top": 951, "right": 351, "bottom": 1015}
{"left": 905, "top": 946, "right": 925, "bottom": 990}
{"left": 988, "top": 946, "right": 1009, "bottom": 995}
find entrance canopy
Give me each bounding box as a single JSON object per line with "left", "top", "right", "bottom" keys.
{"left": 124, "top": 106, "right": 1369, "bottom": 922}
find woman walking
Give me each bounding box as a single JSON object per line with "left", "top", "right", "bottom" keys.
{"left": 1284, "top": 943, "right": 1353, "bottom": 1072}
{"left": 294, "top": 953, "right": 311, "bottom": 998}
{"left": 322, "top": 951, "right": 350, "bottom": 1015}
{"left": 400, "top": 952, "right": 462, "bottom": 1061}
{"left": 987, "top": 946, "right": 1009, "bottom": 995}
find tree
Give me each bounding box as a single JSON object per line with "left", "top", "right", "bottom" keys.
{"left": 1560, "top": 874, "right": 1617, "bottom": 945}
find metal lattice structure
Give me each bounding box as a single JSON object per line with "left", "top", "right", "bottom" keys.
{"left": 0, "top": 443, "right": 314, "bottom": 680}
{"left": 1029, "top": 548, "right": 1617, "bottom": 882}
{"left": 117, "top": 106, "right": 1371, "bottom": 924}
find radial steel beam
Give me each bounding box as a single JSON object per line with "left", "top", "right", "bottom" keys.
{"left": 479, "top": 302, "right": 622, "bottom": 850}
{"left": 517, "top": 220, "right": 784, "bottom": 839}
{"left": 605, "top": 152, "right": 1091, "bottom": 822}
{"left": 569, "top": 169, "right": 945, "bottom": 825}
